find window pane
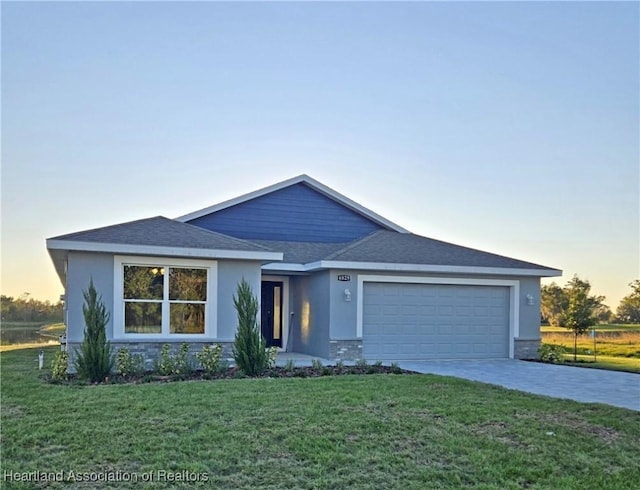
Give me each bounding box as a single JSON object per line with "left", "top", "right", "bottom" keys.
{"left": 169, "top": 268, "right": 207, "bottom": 301}
{"left": 125, "top": 302, "right": 162, "bottom": 333}
{"left": 124, "top": 266, "right": 164, "bottom": 300}
{"left": 170, "top": 303, "right": 205, "bottom": 334}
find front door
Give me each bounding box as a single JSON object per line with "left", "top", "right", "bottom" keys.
{"left": 261, "top": 281, "right": 283, "bottom": 348}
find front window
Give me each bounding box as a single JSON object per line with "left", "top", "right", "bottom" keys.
{"left": 122, "top": 264, "right": 208, "bottom": 335}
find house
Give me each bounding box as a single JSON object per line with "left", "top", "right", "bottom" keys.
{"left": 46, "top": 175, "right": 561, "bottom": 366}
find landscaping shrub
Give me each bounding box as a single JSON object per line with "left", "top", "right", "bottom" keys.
{"left": 195, "top": 344, "right": 224, "bottom": 374}
{"left": 390, "top": 362, "right": 403, "bottom": 374}
{"left": 74, "top": 280, "right": 114, "bottom": 382}
{"left": 232, "top": 279, "right": 268, "bottom": 376}
{"left": 51, "top": 351, "right": 69, "bottom": 381}
{"left": 155, "top": 344, "right": 194, "bottom": 376}
{"left": 538, "top": 343, "right": 565, "bottom": 364}
{"left": 267, "top": 346, "right": 279, "bottom": 368}
{"left": 174, "top": 343, "right": 193, "bottom": 375}
{"left": 355, "top": 358, "right": 369, "bottom": 368}
{"left": 115, "top": 348, "right": 144, "bottom": 377}
{"left": 157, "top": 344, "right": 176, "bottom": 376}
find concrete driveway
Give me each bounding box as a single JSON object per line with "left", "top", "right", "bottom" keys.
{"left": 396, "top": 359, "right": 640, "bottom": 411}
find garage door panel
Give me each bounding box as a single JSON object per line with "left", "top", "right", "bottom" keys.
{"left": 363, "top": 283, "right": 510, "bottom": 360}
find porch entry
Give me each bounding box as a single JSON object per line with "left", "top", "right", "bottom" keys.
{"left": 261, "top": 281, "right": 283, "bottom": 348}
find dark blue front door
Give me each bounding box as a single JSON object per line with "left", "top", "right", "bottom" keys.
{"left": 261, "top": 281, "right": 283, "bottom": 348}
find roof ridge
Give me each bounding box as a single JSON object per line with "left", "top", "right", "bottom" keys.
{"left": 324, "top": 230, "right": 387, "bottom": 260}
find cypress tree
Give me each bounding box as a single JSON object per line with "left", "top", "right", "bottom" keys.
{"left": 232, "top": 279, "right": 267, "bottom": 376}
{"left": 74, "top": 279, "right": 114, "bottom": 382}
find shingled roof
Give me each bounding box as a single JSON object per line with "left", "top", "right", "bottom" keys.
{"left": 46, "top": 216, "right": 283, "bottom": 283}
{"left": 250, "top": 239, "right": 347, "bottom": 264}
{"left": 49, "top": 216, "right": 272, "bottom": 252}
{"left": 256, "top": 230, "right": 559, "bottom": 275}
{"left": 325, "top": 230, "right": 553, "bottom": 270}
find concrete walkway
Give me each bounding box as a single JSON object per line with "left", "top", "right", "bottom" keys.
{"left": 396, "top": 359, "right": 640, "bottom": 411}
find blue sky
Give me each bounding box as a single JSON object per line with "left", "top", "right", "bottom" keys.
{"left": 1, "top": 1, "right": 638, "bottom": 310}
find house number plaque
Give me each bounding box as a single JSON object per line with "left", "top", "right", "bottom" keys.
{"left": 337, "top": 275, "right": 351, "bottom": 281}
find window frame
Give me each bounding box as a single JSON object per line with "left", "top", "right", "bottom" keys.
{"left": 113, "top": 255, "right": 217, "bottom": 340}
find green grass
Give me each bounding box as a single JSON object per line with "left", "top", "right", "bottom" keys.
{"left": 541, "top": 324, "right": 640, "bottom": 333}
{"left": 540, "top": 325, "right": 640, "bottom": 373}
{"left": 40, "top": 323, "right": 66, "bottom": 333}
{"left": 541, "top": 331, "right": 640, "bottom": 359}
{"left": 2, "top": 347, "right": 640, "bottom": 489}
{"left": 563, "top": 355, "right": 640, "bottom": 374}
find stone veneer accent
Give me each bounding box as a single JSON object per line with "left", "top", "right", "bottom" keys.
{"left": 65, "top": 341, "right": 235, "bottom": 373}
{"left": 329, "top": 339, "right": 362, "bottom": 361}
{"left": 514, "top": 339, "right": 540, "bottom": 360}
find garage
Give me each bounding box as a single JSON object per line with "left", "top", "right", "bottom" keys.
{"left": 362, "top": 282, "right": 511, "bottom": 360}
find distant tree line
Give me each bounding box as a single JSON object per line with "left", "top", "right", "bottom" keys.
{"left": 1, "top": 294, "right": 63, "bottom": 322}
{"left": 541, "top": 277, "right": 640, "bottom": 326}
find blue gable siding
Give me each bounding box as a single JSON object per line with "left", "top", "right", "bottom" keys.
{"left": 187, "top": 183, "right": 383, "bottom": 243}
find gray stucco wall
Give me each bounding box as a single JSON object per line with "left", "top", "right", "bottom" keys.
{"left": 517, "top": 276, "right": 542, "bottom": 340}
{"left": 66, "top": 252, "right": 115, "bottom": 342}
{"left": 216, "top": 261, "right": 262, "bottom": 341}
{"left": 290, "top": 272, "right": 330, "bottom": 358}
{"left": 328, "top": 273, "right": 358, "bottom": 339}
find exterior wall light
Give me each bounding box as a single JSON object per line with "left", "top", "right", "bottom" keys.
{"left": 525, "top": 294, "right": 534, "bottom": 306}
{"left": 344, "top": 289, "right": 352, "bottom": 302}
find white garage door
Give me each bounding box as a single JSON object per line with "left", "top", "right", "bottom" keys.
{"left": 363, "top": 282, "right": 510, "bottom": 360}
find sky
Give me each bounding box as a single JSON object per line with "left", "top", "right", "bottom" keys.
{"left": 1, "top": 1, "right": 638, "bottom": 311}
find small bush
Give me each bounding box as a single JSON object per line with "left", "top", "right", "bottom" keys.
{"left": 196, "top": 344, "right": 224, "bottom": 374}
{"left": 390, "top": 362, "right": 403, "bottom": 374}
{"left": 51, "top": 351, "right": 69, "bottom": 381}
{"left": 283, "top": 359, "right": 295, "bottom": 371}
{"left": 115, "top": 348, "right": 144, "bottom": 377}
{"left": 156, "top": 344, "right": 193, "bottom": 376}
{"left": 267, "top": 347, "right": 279, "bottom": 368}
{"left": 355, "top": 358, "right": 368, "bottom": 368}
{"left": 174, "top": 343, "right": 193, "bottom": 375}
{"left": 157, "top": 344, "right": 176, "bottom": 376}
{"left": 311, "top": 359, "right": 323, "bottom": 370}
{"left": 538, "top": 343, "right": 565, "bottom": 364}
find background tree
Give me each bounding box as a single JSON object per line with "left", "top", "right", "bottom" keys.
{"left": 74, "top": 280, "right": 114, "bottom": 382}
{"left": 558, "top": 276, "right": 599, "bottom": 361}
{"left": 232, "top": 279, "right": 267, "bottom": 376}
{"left": 540, "top": 275, "right": 609, "bottom": 361}
{"left": 1, "top": 295, "right": 63, "bottom": 323}
{"left": 541, "top": 283, "right": 566, "bottom": 326}
{"left": 616, "top": 280, "right": 640, "bottom": 324}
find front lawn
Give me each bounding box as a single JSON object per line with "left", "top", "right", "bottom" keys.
{"left": 540, "top": 329, "right": 640, "bottom": 374}
{"left": 562, "top": 355, "right": 640, "bottom": 373}
{"left": 2, "top": 347, "right": 639, "bottom": 489}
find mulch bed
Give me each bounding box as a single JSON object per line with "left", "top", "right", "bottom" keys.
{"left": 47, "top": 364, "right": 416, "bottom": 385}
